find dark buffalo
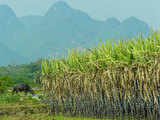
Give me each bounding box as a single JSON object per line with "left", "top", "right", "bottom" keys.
{"left": 12, "top": 83, "right": 34, "bottom": 95}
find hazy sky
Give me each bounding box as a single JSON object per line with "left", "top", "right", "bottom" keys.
{"left": 0, "top": 0, "right": 159, "bottom": 29}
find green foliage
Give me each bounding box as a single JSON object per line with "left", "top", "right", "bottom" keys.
{"left": 0, "top": 59, "right": 42, "bottom": 94}
{"left": 0, "top": 59, "right": 42, "bottom": 87}
{"left": 41, "top": 30, "right": 160, "bottom": 117}
{"left": 0, "top": 75, "right": 13, "bottom": 93}
{"left": 0, "top": 75, "right": 13, "bottom": 86}
{"left": 0, "top": 94, "right": 20, "bottom": 103}
{"left": 41, "top": 30, "right": 160, "bottom": 75}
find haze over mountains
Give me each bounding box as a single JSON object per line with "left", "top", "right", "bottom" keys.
{"left": 0, "top": 1, "right": 151, "bottom": 65}
{"left": 0, "top": 42, "right": 26, "bottom": 66}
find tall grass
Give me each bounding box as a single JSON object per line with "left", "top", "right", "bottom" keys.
{"left": 41, "top": 30, "right": 160, "bottom": 118}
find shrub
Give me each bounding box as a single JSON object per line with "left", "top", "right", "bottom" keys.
{"left": 0, "top": 75, "right": 13, "bottom": 94}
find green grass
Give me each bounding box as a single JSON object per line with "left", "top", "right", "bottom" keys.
{"left": 0, "top": 94, "right": 20, "bottom": 103}
{"left": 0, "top": 93, "right": 114, "bottom": 120}
{"left": 0, "top": 87, "right": 145, "bottom": 120}
{"left": 0, "top": 88, "right": 114, "bottom": 120}
{"left": 0, "top": 113, "right": 149, "bottom": 120}
{"left": 1, "top": 114, "right": 113, "bottom": 120}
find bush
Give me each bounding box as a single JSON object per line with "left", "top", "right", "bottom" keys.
{"left": 0, "top": 94, "right": 20, "bottom": 103}
{"left": 0, "top": 75, "right": 13, "bottom": 94}
{"left": 0, "top": 86, "right": 5, "bottom": 94}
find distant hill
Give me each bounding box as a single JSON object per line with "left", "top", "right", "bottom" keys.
{"left": 0, "top": 1, "right": 151, "bottom": 65}
{"left": 114, "top": 17, "right": 150, "bottom": 39}
{"left": 0, "top": 42, "right": 26, "bottom": 66}
{"left": 19, "top": 15, "right": 43, "bottom": 30}
{"left": 0, "top": 4, "right": 25, "bottom": 53}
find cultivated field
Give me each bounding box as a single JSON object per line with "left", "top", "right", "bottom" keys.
{"left": 0, "top": 88, "right": 117, "bottom": 120}
{"left": 41, "top": 30, "right": 160, "bottom": 119}
{"left": 1, "top": 31, "right": 160, "bottom": 119}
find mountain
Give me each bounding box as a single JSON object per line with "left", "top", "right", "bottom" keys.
{"left": 0, "top": 42, "right": 26, "bottom": 66}
{"left": 104, "top": 17, "right": 121, "bottom": 27}
{"left": 0, "top": 4, "right": 25, "bottom": 52}
{"left": 0, "top": 1, "right": 151, "bottom": 65}
{"left": 19, "top": 15, "right": 43, "bottom": 30}
{"left": 18, "top": 1, "right": 101, "bottom": 58}
{"left": 114, "top": 16, "right": 150, "bottom": 39}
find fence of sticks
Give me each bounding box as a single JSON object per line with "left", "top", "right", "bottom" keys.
{"left": 41, "top": 30, "right": 160, "bottom": 118}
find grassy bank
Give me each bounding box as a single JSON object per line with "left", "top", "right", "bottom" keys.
{"left": 0, "top": 90, "right": 115, "bottom": 120}
{"left": 41, "top": 30, "right": 160, "bottom": 118}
